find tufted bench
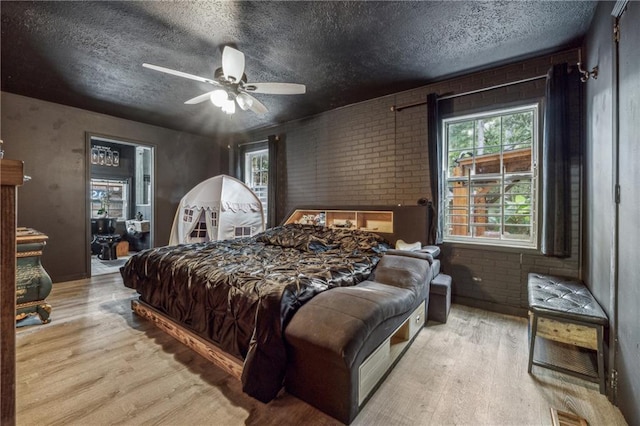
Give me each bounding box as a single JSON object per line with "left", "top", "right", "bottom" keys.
{"left": 527, "top": 273, "right": 608, "bottom": 394}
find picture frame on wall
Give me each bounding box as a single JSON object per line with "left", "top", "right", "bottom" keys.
{"left": 91, "top": 147, "right": 99, "bottom": 164}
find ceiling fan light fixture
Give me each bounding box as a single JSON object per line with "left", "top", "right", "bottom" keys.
{"left": 210, "top": 89, "right": 228, "bottom": 107}
{"left": 144, "top": 45, "right": 303, "bottom": 116}
{"left": 221, "top": 98, "right": 236, "bottom": 114}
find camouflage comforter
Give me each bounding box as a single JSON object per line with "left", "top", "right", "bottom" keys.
{"left": 121, "top": 224, "right": 389, "bottom": 402}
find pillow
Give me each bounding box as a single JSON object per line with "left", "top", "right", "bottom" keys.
{"left": 258, "top": 224, "right": 389, "bottom": 255}
{"left": 257, "top": 224, "right": 332, "bottom": 252}
{"left": 307, "top": 236, "right": 337, "bottom": 253}
{"left": 395, "top": 239, "right": 421, "bottom": 251}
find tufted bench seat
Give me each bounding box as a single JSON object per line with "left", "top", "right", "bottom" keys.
{"left": 527, "top": 273, "right": 608, "bottom": 394}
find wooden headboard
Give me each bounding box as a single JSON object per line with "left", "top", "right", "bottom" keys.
{"left": 282, "top": 205, "right": 431, "bottom": 247}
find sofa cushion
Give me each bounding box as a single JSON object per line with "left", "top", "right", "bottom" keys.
{"left": 285, "top": 281, "right": 416, "bottom": 369}
{"left": 421, "top": 245, "right": 441, "bottom": 258}
{"left": 374, "top": 250, "right": 432, "bottom": 291}
{"left": 431, "top": 259, "right": 440, "bottom": 277}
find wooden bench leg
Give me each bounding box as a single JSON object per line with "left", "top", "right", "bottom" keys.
{"left": 528, "top": 312, "right": 537, "bottom": 374}
{"left": 597, "top": 325, "right": 606, "bottom": 394}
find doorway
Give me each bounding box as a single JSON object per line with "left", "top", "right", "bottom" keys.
{"left": 87, "top": 135, "right": 154, "bottom": 276}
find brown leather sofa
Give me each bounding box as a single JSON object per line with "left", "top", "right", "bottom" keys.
{"left": 284, "top": 250, "right": 434, "bottom": 424}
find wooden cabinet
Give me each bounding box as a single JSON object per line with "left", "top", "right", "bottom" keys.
{"left": 1, "top": 159, "right": 24, "bottom": 426}
{"left": 284, "top": 209, "right": 394, "bottom": 234}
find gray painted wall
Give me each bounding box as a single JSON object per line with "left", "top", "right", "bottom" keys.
{"left": 1, "top": 92, "right": 224, "bottom": 282}
{"left": 583, "top": 0, "right": 615, "bottom": 335}
{"left": 584, "top": 2, "right": 640, "bottom": 424}
{"left": 615, "top": 3, "right": 640, "bottom": 423}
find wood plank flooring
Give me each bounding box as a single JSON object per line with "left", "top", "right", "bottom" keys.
{"left": 16, "top": 273, "right": 628, "bottom": 425}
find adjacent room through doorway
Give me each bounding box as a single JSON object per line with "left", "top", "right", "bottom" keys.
{"left": 88, "top": 135, "right": 154, "bottom": 276}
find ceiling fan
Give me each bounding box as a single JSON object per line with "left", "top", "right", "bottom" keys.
{"left": 142, "top": 46, "right": 306, "bottom": 115}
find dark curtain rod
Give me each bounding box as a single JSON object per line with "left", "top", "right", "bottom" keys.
{"left": 392, "top": 73, "right": 547, "bottom": 112}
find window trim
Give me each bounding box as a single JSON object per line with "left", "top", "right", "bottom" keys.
{"left": 244, "top": 148, "right": 268, "bottom": 224}
{"left": 441, "top": 103, "right": 539, "bottom": 249}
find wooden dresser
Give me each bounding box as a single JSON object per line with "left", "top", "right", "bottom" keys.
{"left": 1, "top": 159, "right": 24, "bottom": 426}
{"left": 16, "top": 228, "right": 52, "bottom": 324}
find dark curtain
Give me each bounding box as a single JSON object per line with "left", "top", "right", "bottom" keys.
{"left": 232, "top": 144, "right": 244, "bottom": 180}
{"left": 541, "top": 63, "right": 571, "bottom": 257}
{"left": 427, "top": 93, "right": 443, "bottom": 244}
{"left": 267, "top": 135, "right": 278, "bottom": 228}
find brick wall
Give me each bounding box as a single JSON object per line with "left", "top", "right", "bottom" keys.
{"left": 244, "top": 49, "right": 581, "bottom": 315}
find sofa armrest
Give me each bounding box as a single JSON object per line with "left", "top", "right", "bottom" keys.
{"left": 385, "top": 249, "right": 433, "bottom": 264}
{"left": 373, "top": 251, "right": 433, "bottom": 291}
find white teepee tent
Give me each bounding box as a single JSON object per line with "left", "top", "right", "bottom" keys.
{"left": 169, "top": 175, "right": 265, "bottom": 245}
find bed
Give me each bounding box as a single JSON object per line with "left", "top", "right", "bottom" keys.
{"left": 121, "top": 223, "right": 390, "bottom": 402}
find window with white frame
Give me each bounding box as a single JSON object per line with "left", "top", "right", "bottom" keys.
{"left": 442, "top": 104, "right": 538, "bottom": 247}
{"left": 183, "top": 208, "right": 194, "bottom": 222}
{"left": 234, "top": 226, "right": 253, "bottom": 238}
{"left": 244, "top": 148, "right": 268, "bottom": 222}
{"left": 190, "top": 219, "right": 207, "bottom": 238}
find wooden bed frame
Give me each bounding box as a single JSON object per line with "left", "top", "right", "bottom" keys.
{"left": 131, "top": 299, "right": 243, "bottom": 379}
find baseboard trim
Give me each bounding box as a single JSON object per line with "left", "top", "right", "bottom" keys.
{"left": 53, "top": 273, "right": 89, "bottom": 283}
{"left": 452, "top": 295, "right": 528, "bottom": 317}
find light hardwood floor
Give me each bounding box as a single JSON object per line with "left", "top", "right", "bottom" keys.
{"left": 91, "top": 254, "right": 131, "bottom": 276}
{"left": 16, "top": 273, "right": 628, "bottom": 426}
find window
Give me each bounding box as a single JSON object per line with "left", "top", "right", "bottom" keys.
{"left": 234, "top": 226, "right": 253, "bottom": 238}
{"left": 90, "top": 178, "right": 129, "bottom": 220}
{"left": 183, "top": 208, "right": 194, "bottom": 222}
{"left": 442, "top": 104, "right": 538, "bottom": 247}
{"left": 190, "top": 219, "right": 207, "bottom": 238}
{"left": 244, "top": 149, "right": 268, "bottom": 222}
{"left": 189, "top": 211, "right": 216, "bottom": 240}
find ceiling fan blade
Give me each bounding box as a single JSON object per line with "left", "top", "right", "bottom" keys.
{"left": 236, "top": 92, "right": 268, "bottom": 114}
{"left": 244, "top": 82, "right": 306, "bottom": 95}
{"left": 184, "top": 91, "right": 215, "bottom": 105}
{"left": 222, "top": 46, "right": 245, "bottom": 83}
{"left": 235, "top": 92, "right": 253, "bottom": 111}
{"left": 142, "top": 63, "right": 219, "bottom": 86}
{"left": 249, "top": 98, "right": 268, "bottom": 115}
